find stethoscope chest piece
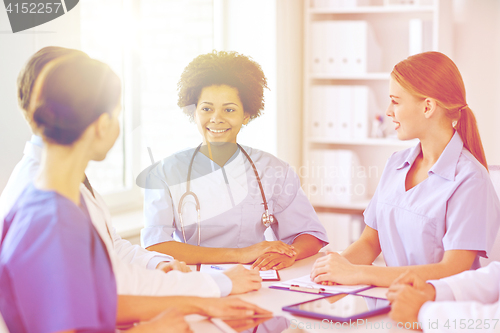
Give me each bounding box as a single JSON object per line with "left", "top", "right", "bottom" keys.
{"left": 262, "top": 210, "right": 275, "bottom": 228}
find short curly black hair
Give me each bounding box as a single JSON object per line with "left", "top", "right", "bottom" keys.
{"left": 177, "top": 50, "right": 268, "bottom": 122}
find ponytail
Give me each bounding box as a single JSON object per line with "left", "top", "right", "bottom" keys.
{"left": 455, "top": 105, "right": 488, "bottom": 171}
{"left": 392, "top": 52, "right": 488, "bottom": 171}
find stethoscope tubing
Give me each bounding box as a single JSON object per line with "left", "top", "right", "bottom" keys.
{"left": 177, "top": 143, "right": 274, "bottom": 245}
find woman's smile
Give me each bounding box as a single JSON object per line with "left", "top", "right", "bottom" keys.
{"left": 195, "top": 84, "right": 250, "bottom": 144}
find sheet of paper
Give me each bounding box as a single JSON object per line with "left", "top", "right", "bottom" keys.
{"left": 200, "top": 264, "right": 279, "bottom": 281}
{"left": 271, "top": 274, "right": 370, "bottom": 294}
{"left": 355, "top": 287, "right": 389, "bottom": 299}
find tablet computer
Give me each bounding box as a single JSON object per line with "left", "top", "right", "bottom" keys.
{"left": 282, "top": 293, "right": 391, "bottom": 322}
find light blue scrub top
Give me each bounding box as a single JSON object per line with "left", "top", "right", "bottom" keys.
{"left": 364, "top": 132, "right": 500, "bottom": 269}
{"left": 142, "top": 146, "right": 328, "bottom": 248}
{"left": 0, "top": 184, "right": 117, "bottom": 333}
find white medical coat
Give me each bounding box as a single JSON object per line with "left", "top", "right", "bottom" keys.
{"left": 419, "top": 261, "right": 500, "bottom": 332}
{"left": 0, "top": 136, "right": 224, "bottom": 297}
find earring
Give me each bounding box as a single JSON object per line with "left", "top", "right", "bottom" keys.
{"left": 452, "top": 120, "right": 457, "bottom": 128}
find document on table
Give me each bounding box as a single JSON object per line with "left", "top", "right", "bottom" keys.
{"left": 271, "top": 274, "right": 371, "bottom": 295}
{"left": 200, "top": 264, "right": 280, "bottom": 281}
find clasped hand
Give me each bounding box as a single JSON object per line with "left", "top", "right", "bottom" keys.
{"left": 386, "top": 271, "right": 436, "bottom": 325}
{"left": 241, "top": 240, "right": 297, "bottom": 271}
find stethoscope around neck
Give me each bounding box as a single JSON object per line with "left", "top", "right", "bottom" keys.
{"left": 177, "top": 143, "right": 275, "bottom": 246}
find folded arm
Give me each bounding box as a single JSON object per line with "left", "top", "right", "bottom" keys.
{"left": 147, "top": 240, "right": 295, "bottom": 265}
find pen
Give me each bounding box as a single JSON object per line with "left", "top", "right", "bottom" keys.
{"left": 211, "top": 265, "right": 225, "bottom": 270}
{"left": 289, "top": 284, "right": 326, "bottom": 294}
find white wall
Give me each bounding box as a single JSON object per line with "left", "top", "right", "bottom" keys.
{"left": 0, "top": 7, "right": 81, "bottom": 193}
{"left": 276, "top": 0, "right": 304, "bottom": 169}
{"left": 218, "top": 0, "right": 278, "bottom": 157}
{"left": 451, "top": 0, "right": 500, "bottom": 166}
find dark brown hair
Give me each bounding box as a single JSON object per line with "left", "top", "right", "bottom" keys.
{"left": 177, "top": 50, "right": 268, "bottom": 121}
{"left": 17, "top": 46, "right": 89, "bottom": 112}
{"left": 32, "top": 56, "right": 121, "bottom": 145}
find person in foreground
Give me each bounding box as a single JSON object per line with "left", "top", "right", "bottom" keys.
{"left": 0, "top": 46, "right": 260, "bottom": 298}
{"left": 142, "top": 50, "right": 328, "bottom": 270}
{"left": 387, "top": 265, "right": 500, "bottom": 332}
{"left": 311, "top": 51, "right": 500, "bottom": 287}
{"left": 0, "top": 55, "right": 270, "bottom": 332}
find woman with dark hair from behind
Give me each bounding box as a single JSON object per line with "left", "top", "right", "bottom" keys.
{"left": 0, "top": 55, "right": 270, "bottom": 332}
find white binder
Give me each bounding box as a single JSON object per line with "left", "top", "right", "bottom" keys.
{"left": 351, "top": 86, "right": 369, "bottom": 140}
{"left": 325, "top": 22, "right": 339, "bottom": 74}
{"left": 341, "top": 0, "right": 370, "bottom": 7}
{"left": 311, "top": 21, "right": 326, "bottom": 74}
{"left": 366, "top": 22, "right": 382, "bottom": 73}
{"left": 349, "top": 21, "right": 367, "bottom": 73}
{"left": 336, "top": 21, "right": 351, "bottom": 74}
{"left": 317, "top": 213, "right": 352, "bottom": 252}
{"left": 324, "top": 86, "right": 338, "bottom": 139}
{"left": 325, "top": 0, "right": 342, "bottom": 7}
{"left": 409, "top": 19, "right": 423, "bottom": 56}
{"left": 312, "top": 0, "right": 328, "bottom": 8}
{"left": 310, "top": 86, "right": 326, "bottom": 138}
{"left": 336, "top": 86, "right": 352, "bottom": 140}
{"left": 322, "top": 150, "right": 338, "bottom": 205}
{"left": 307, "top": 150, "right": 326, "bottom": 206}
{"left": 333, "top": 150, "right": 352, "bottom": 203}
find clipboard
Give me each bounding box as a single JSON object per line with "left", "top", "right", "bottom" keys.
{"left": 199, "top": 264, "right": 281, "bottom": 281}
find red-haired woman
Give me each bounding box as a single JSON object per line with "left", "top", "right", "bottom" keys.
{"left": 311, "top": 51, "right": 500, "bottom": 287}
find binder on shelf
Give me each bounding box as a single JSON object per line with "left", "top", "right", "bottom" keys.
{"left": 422, "top": 19, "right": 433, "bottom": 53}
{"left": 322, "top": 150, "right": 337, "bottom": 205}
{"left": 325, "top": 22, "right": 339, "bottom": 73}
{"left": 310, "top": 86, "right": 326, "bottom": 138}
{"left": 341, "top": 0, "right": 370, "bottom": 7}
{"left": 309, "top": 84, "right": 374, "bottom": 141}
{"left": 317, "top": 212, "right": 352, "bottom": 252}
{"left": 312, "top": 21, "right": 381, "bottom": 75}
{"left": 325, "top": 0, "right": 342, "bottom": 8}
{"left": 336, "top": 22, "right": 351, "bottom": 74}
{"left": 351, "top": 86, "right": 369, "bottom": 140}
{"left": 315, "top": 0, "right": 372, "bottom": 8}
{"left": 359, "top": 22, "right": 382, "bottom": 73}
{"left": 311, "top": 21, "right": 326, "bottom": 74}
{"left": 306, "top": 150, "right": 324, "bottom": 206}
{"left": 307, "top": 150, "right": 367, "bottom": 206}
{"left": 323, "top": 86, "right": 338, "bottom": 139}
{"left": 349, "top": 214, "right": 364, "bottom": 243}
{"left": 384, "top": 0, "right": 420, "bottom": 6}
{"left": 336, "top": 86, "right": 352, "bottom": 140}
{"left": 408, "top": 19, "right": 423, "bottom": 55}
{"left": 311, "top": 0, "right": 328, "bottom": 8}
{"left": 349, "top": 21, "right": 367, "bottom": 73}
{"left": 333, "top": 150, "right": 352, "bottom": 203}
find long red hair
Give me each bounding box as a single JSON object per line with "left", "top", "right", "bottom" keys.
{"left": 391, "top": 51, "right": 488, "bottom": 171}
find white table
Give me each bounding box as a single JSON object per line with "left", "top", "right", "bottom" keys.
{"left": 187, "top": 254, "right": 411, "bottom": 333}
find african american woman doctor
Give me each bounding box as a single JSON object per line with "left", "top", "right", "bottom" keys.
{"left": 142, "top": 51, "right": 328, "bottom": 270}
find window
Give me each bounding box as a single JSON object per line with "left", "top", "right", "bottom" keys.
{"left": 80, "top": 0, "right": 278, "bottom": 211}
{"left": 81, "top": 0, "right": 215, "bottom": 209}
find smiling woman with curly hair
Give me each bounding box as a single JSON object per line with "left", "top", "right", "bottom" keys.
{"left": 177, "top": 50, "right": 267, "bottom": 122}
{"left": 142, "top": 50, "right": 328, "bottom": 272}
